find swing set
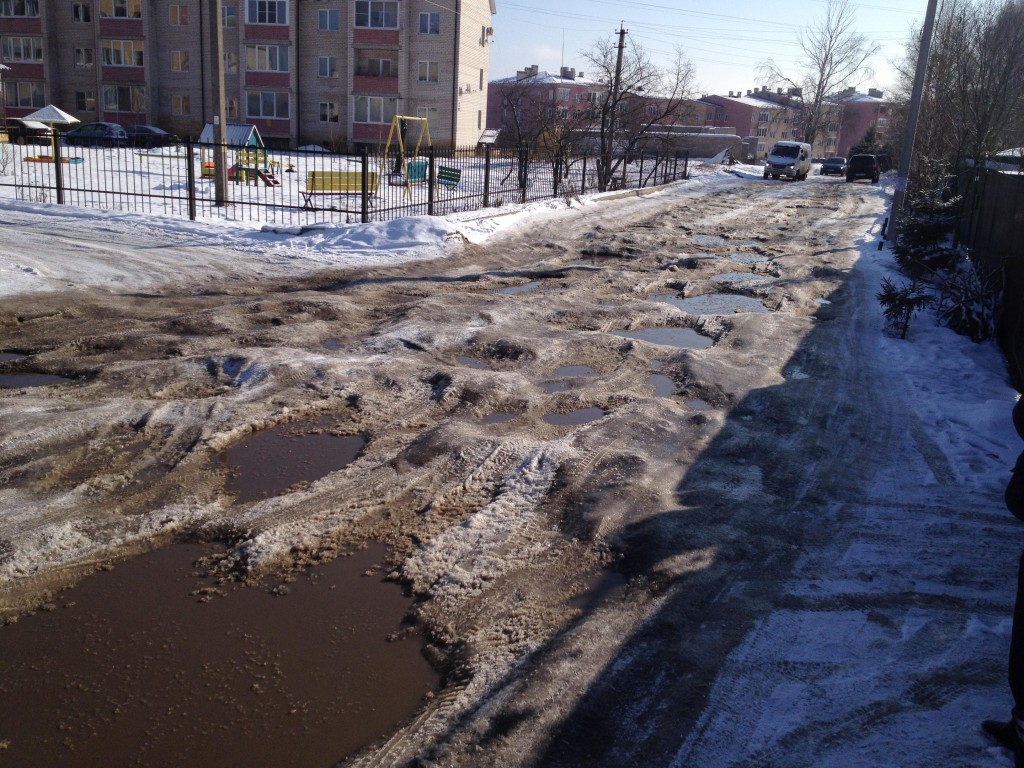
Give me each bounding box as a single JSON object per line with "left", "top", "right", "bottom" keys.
{"left": 378, "top": 115, "right": 431, "bottom": 198}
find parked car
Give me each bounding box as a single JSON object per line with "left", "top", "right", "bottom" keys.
{"left": 127, "top": 125, "right": 180, "bottom": 149}
{"left": 846, "top": 154, "right": 880, "bottom": 183}
{"left": 64, "top": 122, "right": 128, "bottom": 148}
{"left": 819, "top": 157, "right": 847, "bottom": 176}
{"left": 4, "top": 118, "right": 53, "bottom": 145}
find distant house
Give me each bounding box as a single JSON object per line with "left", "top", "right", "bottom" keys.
{"left": 835, "top": 88, "right": 894, "bottom": 159}
{"left": 486, "top": 65, "right": 605, "bottom": 143}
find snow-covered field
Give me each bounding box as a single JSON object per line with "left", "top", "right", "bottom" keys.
{"left": 1, "top": 164, "right": 1021, "bottom": 766}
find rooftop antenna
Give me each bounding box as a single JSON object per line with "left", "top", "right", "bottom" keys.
{"left": 561, "top": 29, "right": 564, "bottom": 71}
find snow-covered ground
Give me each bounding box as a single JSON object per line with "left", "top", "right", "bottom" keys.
{"left": 1, "top": 163, "right": 1021, "bottom": 766}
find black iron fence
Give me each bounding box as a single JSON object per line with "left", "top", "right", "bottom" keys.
{"left": 0, "top": 136, "right": 689, "bottom": 227}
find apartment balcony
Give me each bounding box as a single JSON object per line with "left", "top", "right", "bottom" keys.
{"left": 352, "top": 75, "right": 398, "bottom": 95}
{"left": 0, "top": 16, "right": 41, "bottom": 33}
{"left": 98, "top": 17, "right": 142, "bottom": 36}
{"left": 101, "top": 65, "right": 145, "bottom": 83}
{"left": 353, "top": 28, "right": 399, "bottom": 46}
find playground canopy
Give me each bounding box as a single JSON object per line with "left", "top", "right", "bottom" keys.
{"left": 197, "top": 123, "right": 264, "bottom": 148}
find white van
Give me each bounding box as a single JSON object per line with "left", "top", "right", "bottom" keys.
{"left": 763, "top": 141, "right": 812, "bottom": 181}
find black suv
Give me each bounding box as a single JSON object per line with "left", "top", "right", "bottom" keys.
{"left": 846, "top": 154, "right": 881, "bottom": 183}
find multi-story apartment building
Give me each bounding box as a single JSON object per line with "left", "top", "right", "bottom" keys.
{"left": 0, "top": 0, "right": 496, "bottom": 149}
{"left": 835, "top": 87, "right": 894, "bottom": 160}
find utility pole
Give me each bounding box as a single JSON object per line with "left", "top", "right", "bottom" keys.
{"left": 601, "top": 25, "right": 627, "bottom": 190}
{"left": 887, "top": 0, "right": 939, "bottom": 241}
{"left": 208, "top": 0, "right": 229, "bottom": 206}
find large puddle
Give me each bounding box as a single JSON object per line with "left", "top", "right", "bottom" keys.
{"left": 0, "top": 542, "right": 438, "bottom": 767}
{"left": 653, "top": 293, "right": 768, "bottom": 315}
{"left": 610, "top": 327, "right": 714, "bottom": 349}
{"left": 0, "top": 371, "right": 72, "bottom": 388}
{"left": 645, "top": 373, "right": 675, "bottom": 397}
{"left": 493, "top": 280, "right": 543, "bottom": 295}
{"left": 217, "top": 416, "right": 365, "bottom": 504}
{"left": 543, "top": 407, "right": 606, "bottom": 426}
{"left": 710, "top": 272, "right": 771, "bottom": 286}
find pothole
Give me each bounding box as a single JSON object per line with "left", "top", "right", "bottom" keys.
{"left": 653, "top": 293, "right": 768, "bottom": 315}
{"left": 729, "top": 253, "right": 770, "bottom": 265}
{"left": 0, "top": 372, "right": 73, "bottom": 388}
{"left": 542, "top": 407, "right": 606, "bottom": 426}
{"left": 0, "top": 542, "right": 438, "bottom": 767}
{"left": 645, "top": 374, "right": 675, "bottom": 397}
{"left": 481, "top": 412, "right": 521, "bottom": 424}
{"left": 610, "top": 327, "right": 714, "bottom": 349}
{"left": 493, "top": 281, "right": 543, "bottom": 295}
{"left": 216, "top": 416, "right": 366, "bottom": 504}
{"left": 710, "top": 272, "right": 771, "bottom": 286}
{"left": 457, "top": 355, "right": 489, "bottom": 370}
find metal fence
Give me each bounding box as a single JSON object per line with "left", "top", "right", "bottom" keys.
{"left": 959, "top": 167, "right": 1024, "bottom": 388}
{"left": 0, "top": 136, "right": 689, "bottom": 228}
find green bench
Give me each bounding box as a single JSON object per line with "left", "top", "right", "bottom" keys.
{"left": 301, "top": 170, "right": 378, "bottom": 210}
{"left": 437, "top": 166, "right": 462, "bottom": 189}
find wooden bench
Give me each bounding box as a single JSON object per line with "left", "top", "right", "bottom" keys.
{"left": 437, "top": 165, "right": 462, "bottom": 189}
{"left": 301, "top": 170, "right": 378, "bottom": 210}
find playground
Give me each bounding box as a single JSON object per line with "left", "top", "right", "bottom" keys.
{"left": 0, "top": 116, "right": 690, "bottom": 227}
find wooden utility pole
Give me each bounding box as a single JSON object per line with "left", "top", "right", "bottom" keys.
{"left": 601, "top": 25, "right": 627, "bottom": 190}
{"left": 208, "top": 0, "right": 229, "bottom": 205}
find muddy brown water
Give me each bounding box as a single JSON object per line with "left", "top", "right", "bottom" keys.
{"left": 216, "top": 417, "right": 365, "bottom": 504}
{"left": 0, "top": 543, "right": 438, "bottom": 768}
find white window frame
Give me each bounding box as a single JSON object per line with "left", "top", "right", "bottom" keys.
{"left": 246, "top": 43, "right": 288, "bottom": 73}
{"left": 101, "top": 39, "right": 144, "bottom": 67}
{"left": 173, "top": 94, "right": 191, "bottom": 115}
{"left": 246, "top": 90, "right": 289, "bottom": 119}
{"left": 0, "top": 0, "right": 40, "bottom": 16}
{"left": 171, "top": 50, "right": 189, "bottom": 72}
{"left": 74, "top": 47, "right": 94, "bottom": 67}
{"left": 169, "top": 4, "right": 189, "bottom": 24}
{"left": 354, "top": 1, "right": 397, "bottom": 29}
{"left": 417, "top": 60, "right": 438, "bottom": 83}
{"left": 246, "top": 0, "right": 286, "bottom": 25}
{"left": 99, "top": 0, "right": 141, "bottom": 18}
{"left": 102, "top": 84, "right": 145, "bottom": 112}
{"left": 363, "top": 57, "right": 394, "bottom": 77}
{"left": 318, "top": 55, "right": 337, "bottom": 78}
{"left": 416, "top": 105, "right": 437, "bottom": 128}
{"left": 319, "top": 101, "right": 339, "bottom": 123}
{"left": 2, "top": 36, "right": 42, "bottom": 62}
{"left": 224, "top": 51, "right": 238, "bottom": 74}
{"left": 72, "top": 2, "right": 91, "bottom": 22}
{"left": 318, "top": 8, "right": 339, "bottom": 31}
{"left": 353, "top": 95, "right": 396, "bottom": 124}
{"left": 222, "top": 5, "right": 237, "bottom": 26}
{"left": 418, "top": 12, "right": 439, "bottom": 34}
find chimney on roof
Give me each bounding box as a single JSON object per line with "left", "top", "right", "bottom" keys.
{"left": 560, "top": 66, "right": 576, "bottom": 80}
{"left": 843, "top": 86, "right": 855, "bottom": 96}
{"left": 777, "top": 87, "right": 783, "bottom": 94}
{"left": 868, "top": 88, "right": 883, "bottom": 98}
{"left": 787, "top": 87, "right": 801, "bottom": 97}
{"left": 747, "top": 89, "right": 752, "bottom": 95}
{"left": 762, "top": 85, "right": 768, "bottom": 92}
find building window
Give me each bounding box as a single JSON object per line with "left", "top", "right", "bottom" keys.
{"left": 224, "top": 51, "right": 238, "bottom": 74}
{"left": 478, "top": 110, "right": 482, "bottom": 129}
{"left": 706, "top": 110, "right": 713, "bottom": 121}
{"left": 479, "top": 69, "right": 484, "bottom": 91}
{"left": 416, "top": 105, "right": 437, "bottom": 129}
{"left": 319, "top": 101, "right": 339, "bottom": 122}
{"left": 247, "top": 0, "right": 286, "bottom": 24}
{"left": 246, "top": 90, "right": 289, "bottom": 119}
{"left": 227, "top": 97, "right": 239, "bottom": 119}
{"left": 757, "top": 142, "right": 765, "bottom": 153}
{"left": 418, "top": 12, "right": 439, "bottom": 34}
{"left": 362, "top": 57, "right": 394, "bottom": 76}
{"left": 756, "top": 127, "right": 767, "bottom": 137}
{"left": 354, "top": 1, "right": 397, "bottom": 29}
{"left": 246, "top": 44, "right": 288, "bottom": 73}
{"left": 75, "top": 90, "right": 96, "bottom": 110}
{"left": 558, "top": 88, "right": 569, "bottom": 102}
{"left": 758, "top": 110, "right": 769, "bottom": 122}
{"left": 171, "top": 50, "right": 189, "bottom": 72}
{"left": 102, "top": 84, "right": 145, "bottom": 112}
{"left": 318, "top": 55, "right": 337, "bottom": 78}
{"left": 417, "top": 61, "right": 438, "bottom": 83}
{"left": 825, "top": 137, "right": 836, "bottom": 147}
{"left": 222, "top": 5, "right": 237, "bottom": 26}
{"left": 647, "top": 104, "right": 658, "bottom": 116}
{"left": 557, "top": 107, "right": 568, "bottom": 119}
{"left": 172, "top": 94, "right": 190, "bottom": 115}
{"left": 0, "top": 0, "right": 40, "bottom": 17}
{"left": 2, "top": 36, "right": 42, "bottom": 62}
{"left": 74, "top": 47, "right": 94, "bottom": 67}
{"left": 5, "top": 81, "right": 44, "bottom": 107}
{"left": 73, "top": 2, "right": 91, "bottom": 22}
{"left": 101, "top": 39, "right": 144, "bottom": 67}
{"left": 353, "top": 95, "right": 396, "bottom": 124}
{"left": 877, "top": 117, "right": 889, "bottom": 127}
{"left": 318, "top": 8, "right": 339, "bottom": 31}
{"left": 99, "top": 0, "right": 141, "bottom": 18}
{"left": 169, "top": 4, "right": 189, "bottom": 24}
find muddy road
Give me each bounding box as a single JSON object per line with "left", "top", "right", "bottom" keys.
{"left": 0, "top": 176, "right": 888, "bottom": 765}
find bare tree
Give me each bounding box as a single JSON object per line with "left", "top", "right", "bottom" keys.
{"left": 759, "top": 0, "right": 879, "bottom": 149}
{"left": 582, "top": 35, "right": 696, "bottom": 191}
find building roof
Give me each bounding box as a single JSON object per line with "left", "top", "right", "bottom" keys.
{"left": 710, "top": 94, "right": 787, "bottom": 109}
{"left": 198, "top": 123, "right": 265, "bottom": 147}
{"left": 490, "top": 71, "right": 602, "bottom": 87}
